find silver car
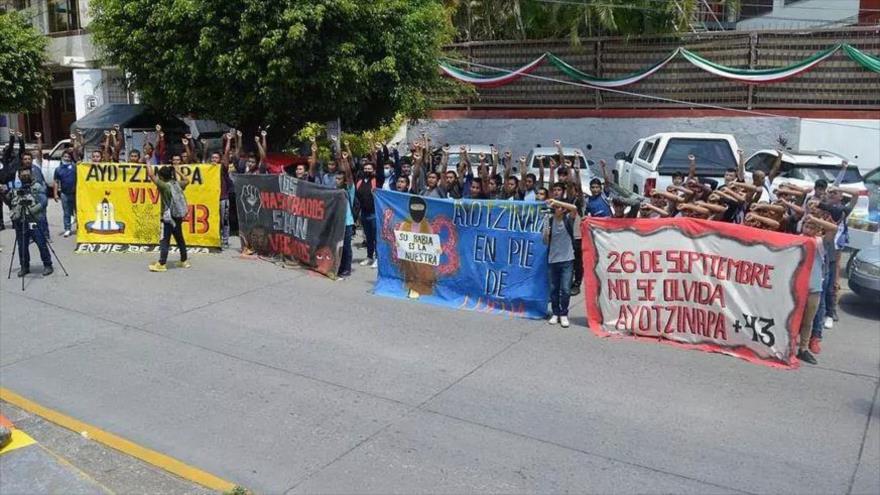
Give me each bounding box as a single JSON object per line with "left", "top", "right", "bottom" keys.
{"left": 847, "top": 248, "right": 880, "bottom": 302}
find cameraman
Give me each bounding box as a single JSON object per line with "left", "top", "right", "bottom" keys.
{"left": 4, "top": 166, "right": 53, "bottom": 277}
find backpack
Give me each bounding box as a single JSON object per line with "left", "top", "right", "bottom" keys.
{"left": 169, "top": 181, "right": 188, "bottom": 219}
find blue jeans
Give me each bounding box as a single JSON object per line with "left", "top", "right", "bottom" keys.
{"left": 549, "top": 260, "right": 574, "bottom": 317}
{"left": 812, "top": 267, "right": 834, "bottom": 339}
{"left": 60, "top": 192, "right": 76, "bottom": 231}
{"left": 361, "top": 213, "right": 376, "bottom": 260}
{"left": 14, "top": 220, "right": 52, "bottom": 269}
{"left": 338, "top": 225, "right": 353, "bottom": 276}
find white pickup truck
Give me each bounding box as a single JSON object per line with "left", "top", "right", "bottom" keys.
{"left": 613, "top": 133, "right": 740, "bottom": 195}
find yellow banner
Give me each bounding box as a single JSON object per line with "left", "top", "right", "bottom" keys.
{"left": 75, "top": 162, "right": 221, "bottom": 248}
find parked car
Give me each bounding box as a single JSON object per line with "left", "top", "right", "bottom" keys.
{"left": 525, "top": 145, "right": 593, "bottom": 190}
{"left": 614, "top": 132, "right": 739, "bottom": 196}
{"left": 440, "top": 144, "right": 495, "bottom": 176}
{"left": 39, "top": 139, "right": 73, "bottom": 195}
{"left": 745, "top": 150, "right": 870, "bottom": 248}
{"left": 846, "top": 166, "right": 880, "bottom": 252}
{"left": 847, "top": 248, "right": 880, "bottom": 302}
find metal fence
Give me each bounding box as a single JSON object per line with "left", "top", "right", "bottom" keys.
{"left": 436, "top": 26, "right": 880, "bottom": 110}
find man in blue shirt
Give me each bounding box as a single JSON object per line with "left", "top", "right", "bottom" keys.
{"left": 53, "top": 150, "right": 77, "bottom": 237}
{"left": 585, "top": 178, "right": 612, "bottom": 218}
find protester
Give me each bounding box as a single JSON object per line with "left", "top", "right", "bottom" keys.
{"left": 797, "top": 212, "right": 838, "bottom": 364}
{"left": 543, "top": 197, "right": 578, "bottom": 328}
{"left": 355, "top": 142, "right": 382, "bottom": 268}
{"left": 53, "top": 149, "right": 77, "bottom": 237}
{"left": 337, "top": 149, "right": 356, "bottom": 278}
{"left": 5, "top": 165, "right": 52, "bottom": 277}
{"left": 146, "top": 164, "right": 190, "bottom": 272}
{"left": 0, "top": 131, "right": 25, "bottom": 230}
{"left": 25, "top": 133, "right": 51, "bottom": 241}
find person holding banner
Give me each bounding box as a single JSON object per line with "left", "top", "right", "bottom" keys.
{"left": 797, "top": 213, "right": 839, "bottom": 365}
{"left": 543, "top": 198, "right": 578, "bottom": 328}
{"left": 336, "top": 151, "right": 356, "bottom": 278}
{"left": 147, "top": 165, "right": 191, "bottom": 272}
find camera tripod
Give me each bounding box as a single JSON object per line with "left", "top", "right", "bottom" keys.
{"left": 5, "top": 200, "right": 69, "bottom": 291}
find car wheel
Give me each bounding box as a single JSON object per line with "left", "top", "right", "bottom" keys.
{"left": 846, "top": 250, "right": 858, "bottom": 278}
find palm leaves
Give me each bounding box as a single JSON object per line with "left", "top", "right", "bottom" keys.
{"left": 448, "top": 0, "right": 737, "bottom": 41}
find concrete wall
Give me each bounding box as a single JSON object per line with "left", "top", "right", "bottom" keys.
{"left": 408, "top": 117, "right": 801, "bottom": 164}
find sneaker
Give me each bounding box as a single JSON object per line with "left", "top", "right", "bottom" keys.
{"left": 809, "top": 336, "right": 822, "bottom": 355}
{"left": 175, "top": 260, "right": 192, "bottom": 269}
{"left": 570, "top": 286, "right": 580, "bottom": 296}
{"left": 359, "top": 258, "right": 373, "bottom": 266}
{"left": 338, "top": 271, "right": 352, "bottom": 278}
{"left": 371, "top": 260, "right": 378, "bottom": 269}
{"left": 42, "top": 266, "right": 53, "bottom": 276}
{"left": 16, "top": 268, "right": 29, "bottom": 278}
{"left": 548, "top": 315, "right": 558, "bottom": 325}
{"left": 797, "top": 350, "right": 818, "bottom": 365}
{"left": 408, "top": 289, "right": 420, "bottom": 299}
{"left": 148, "top": 262, "right": 167, "bottom": 272}
{"left": 62, "top": 230, "right": 71, "bottom": 237}
{"left": 560, "top": 316, "right": 570, "bottom": 328}
{"left": 824, "top": 317, "right": 833, "bottom": 330}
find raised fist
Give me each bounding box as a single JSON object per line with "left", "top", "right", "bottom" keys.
{"left": 185, "top": 133, "right": 193, "bottom": 140}
{"left": 155, "top": 124, "right": 162, "bottom": 132}
{"left": 104, "top": 130, "right": 110, "bottom": 137}
{"left": 518, "top": 155, "right": 526, "bottom": 163}
{"left": 255, "top": 136, "right": 261, "bottom": 143}
{"left": 330, "top": 135, "right": 337, "bottom": 142}
{"left": 311, "top": 143, "right": 318, "bottom": 152}
{"left": 260, "top": 130, "right": 267, "bottom": 137}
{"left": 34, "top": 131, "right": 41, "bottom": 139}
{"left": 309, "top": 136, "right": 316, "bottom": 143}
{"left": 236, "top": 130, "right": 242, "bottom": 137}
{"left": 113, "top": 123, "right": 120, "bottom": 130}
{"left": 688, "top": 154, "right": 695, "bottom": 161}
{"left": 182, "top": 138, "right": 189, "bottom": 145}
{"left": 553, "top": 139, "right": 561, "bottom": 146}
{"left": 110, "top": 130, "right": 117, "bottom": 136}
{"left": 199, "top": 138, "right": 207, "bottom": 145}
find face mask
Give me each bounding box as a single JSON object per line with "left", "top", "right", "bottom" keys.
{"left": 62, "top": 159, "right": 73, "bottom": 165}
{"left": 384, "top": 167, "right": 392, "bottom": 175}
{"left": 364, "top": 171, "right": 374, "bottom": 177}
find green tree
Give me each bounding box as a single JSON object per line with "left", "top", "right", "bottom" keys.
{"left": 0, "top": 12, "right": 50, "bottom": 113}
{"left": 90, "top": 0, "right": 453, "bottom": 146}
{"left": 446, "top": 0, "right": 738, "bottom": 41}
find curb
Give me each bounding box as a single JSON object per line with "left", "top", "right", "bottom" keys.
{"left": 0, "top": 387, "right": 237, "bottom": 492}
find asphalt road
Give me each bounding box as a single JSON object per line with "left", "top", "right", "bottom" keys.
{"left": 1, "top": 208, "right": 878, "bottom": 494}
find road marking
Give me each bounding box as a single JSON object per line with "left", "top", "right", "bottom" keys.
{"left": 0, "top": 387, "right": 237, "bottom": 492}
{"left": 0, "top": 429, "right": 37, "bottom": 455}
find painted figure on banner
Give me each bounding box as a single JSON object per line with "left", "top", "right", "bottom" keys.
{"left": 382, "top": 195, "right": 460, "bottom": 298}
{"left": 85, "top": 193, "right": 125, "bottom": 234}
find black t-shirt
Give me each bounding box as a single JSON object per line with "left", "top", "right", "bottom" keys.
{"left": 355, "top": 178, "right": 376, "bottom": 215}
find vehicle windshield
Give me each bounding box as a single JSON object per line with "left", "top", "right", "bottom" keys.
{"left": 446, "top": 153, "right": 487, "bottom": 169}
{"left": 657, "top": 138, "right": 736, "bottom": 174}
{"left": 49, "top": 143, "right": 72, "bottom": 160}
{"left": 784, "top": 164, "right": 863, "bottom": 184}
{"left": 529, "top": 155, "right": 587, "bottom": 170}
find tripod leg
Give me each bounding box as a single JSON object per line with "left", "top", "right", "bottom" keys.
{"left": 43, "top": 236, "right": 69, "bottom": 276}
{"left": 6, "top": 226, "right": 18, "bottom": 280}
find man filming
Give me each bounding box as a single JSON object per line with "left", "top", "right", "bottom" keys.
{"left": 4, "top": 166, "right": 53, "bottom": 277}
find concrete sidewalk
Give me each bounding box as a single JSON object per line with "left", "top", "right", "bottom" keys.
{"left": 0, "top": 405, "right": 215, "bottom": 495}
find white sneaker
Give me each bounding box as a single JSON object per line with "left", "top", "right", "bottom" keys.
{"left": 824, "top": 317, "right": 833, "bottom": 329}
{"left": 62, "top": 230, "right": 71, "bottom": 237}
{"left": 548, "top": 315, "right": 558, "bottom": 325}
{"left": 371, "top": 260, "right": 378, "bottom": 269}
{"left": 560, "top": 316, "right": 570, "bottom": 328}
{"left": 359, "top": 258, "right": 372, "bottom": 266}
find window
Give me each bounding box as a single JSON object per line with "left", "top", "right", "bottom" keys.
{"left": 745, "top": 153, "right": 776, "bottom": 173}
{"left": 626, "top": 142, "right": 639, "bottom": 163}
{"left": 657, "top": 138, "right": 737, "bottom": 173}
{"left": 48, "top": 0, "right": 79, "bottom": 33}
{"left": 638, "top": 140, "right": 656, "bottom": 161}
{"left": 785, "top": 165, "right": 863, "bottom": 184}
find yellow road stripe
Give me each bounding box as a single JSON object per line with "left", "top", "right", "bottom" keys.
{"left": 0, "top": 387, "right": 237, "bottom": 492}
{"left": 0, "top": 429, "right": 37, "bottom": 455}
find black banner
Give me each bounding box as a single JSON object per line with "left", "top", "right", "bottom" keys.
{"left": 232, "top": 174, "right": 347, "bottom": 278}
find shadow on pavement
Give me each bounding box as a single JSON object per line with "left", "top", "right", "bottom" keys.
{"left": 839, "top": 293, "right": 880, "bottom": 321}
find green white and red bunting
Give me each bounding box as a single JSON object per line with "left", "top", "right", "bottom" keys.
{"left": 547, "top": 50, "right": 680, "bottom": 88}
{"left": 679, "top": 45, "right": 839, "bottom": 84}
{"left": 440, "top": 44, "right": 880, "bottom": 88}
{"left": 438, "top": 54, "right": 547, "bottom": 88}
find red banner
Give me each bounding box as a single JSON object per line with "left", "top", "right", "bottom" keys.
{"left": 581, "top": 218, "right": 816, "bottom": 369}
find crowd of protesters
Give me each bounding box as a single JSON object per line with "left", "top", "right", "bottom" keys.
{"left": 1, "top": 128, "right": 858, "bottom": 362}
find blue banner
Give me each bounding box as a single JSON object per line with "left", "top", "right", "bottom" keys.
{"left": 374, "top": 190, "right": 549, "bottom": 319}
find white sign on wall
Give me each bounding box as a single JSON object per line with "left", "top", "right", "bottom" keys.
{"left": 73, "top": 69, "right": 105, "bottom": 120}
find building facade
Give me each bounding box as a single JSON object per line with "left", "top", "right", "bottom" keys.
{"left": 2, "top": 0, "right": 132, "bottom": 145}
